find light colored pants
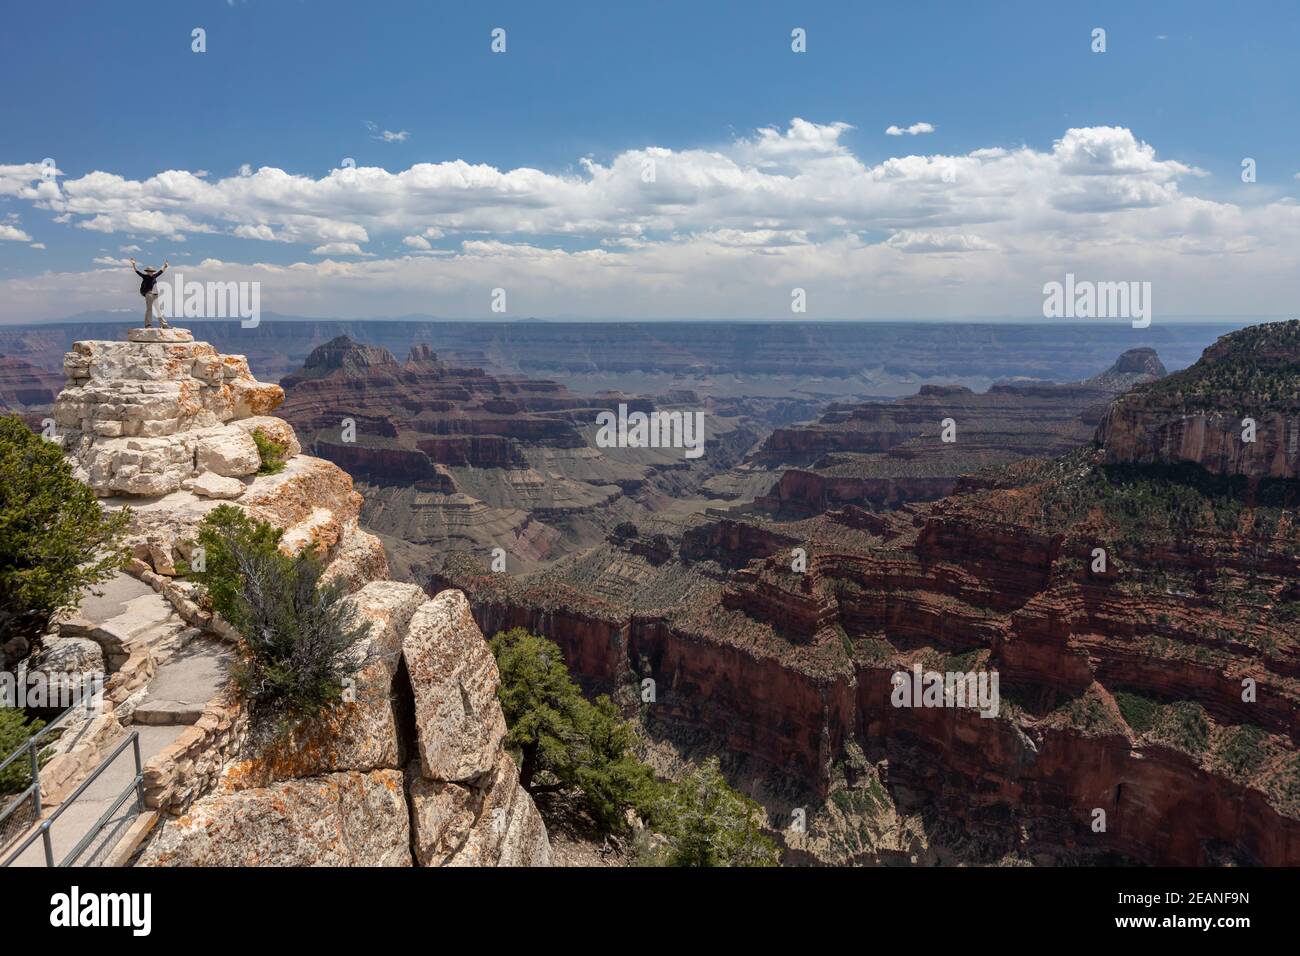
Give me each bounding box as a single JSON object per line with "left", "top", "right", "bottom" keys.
{"left": 143, "top": 292, "right": 166, "bottom": 327}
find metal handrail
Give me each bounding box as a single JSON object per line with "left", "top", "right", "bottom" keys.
{"left": 0, "top": 699, "right": 99, "bottom": 839}
{"left": 0, "top": 701, "right": 78, "bottom": 777}
{"left": 1, "top": 731, "right": 143, "bottom": 867}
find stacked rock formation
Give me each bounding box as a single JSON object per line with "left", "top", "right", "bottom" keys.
{"left": 53, "top": 327, "right": 381, "bottom": 588}
{"left": 53, "top": 328, "right": 549, "bottom": 867}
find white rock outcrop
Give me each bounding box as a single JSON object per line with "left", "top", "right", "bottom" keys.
{"left": 54, "top": 329, "right": 551, "bottom": 867}
{"left": 55, "top": 328, "right": 385, "bottom": 586}
{"left": 56, "top": 329, "right": 284, "bottom": 497}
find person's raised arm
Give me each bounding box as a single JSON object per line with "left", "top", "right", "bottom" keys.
{"left": 129, "top": 257, "right": 145, "bottom": 278}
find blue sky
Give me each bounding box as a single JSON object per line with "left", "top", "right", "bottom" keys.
{"left": 1, "top": 0, "right": 1298, "bottom": 321}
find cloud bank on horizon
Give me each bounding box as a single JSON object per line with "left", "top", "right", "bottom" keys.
{"left": 1, "top": 120, "right": 1298, "bottom": 322}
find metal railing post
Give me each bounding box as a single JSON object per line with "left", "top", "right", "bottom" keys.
{"left": 28, "top": 744, "right": 42, "bottom": 817}
{"left": 131, "top": 734, "right": 144, "bottom": 811}
{"left": 41, "top": 822, "right": 54, "bottom": 867}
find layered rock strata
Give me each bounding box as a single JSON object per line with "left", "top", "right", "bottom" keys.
{"left": 49, "top": 329, "right": 548, "bottom": 867}
{"left": 434, "top": 325, "right": 1300, "bottom": 866}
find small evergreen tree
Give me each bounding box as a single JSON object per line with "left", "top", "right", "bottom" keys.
{"left": 490, "top": 628, "right": 586, "bottom": 792}
{"left": 0, "top": 415, "right": 128, "bottom": 662}
{"left": 187, "top": 504, "right": 284, "bottom": 625}
{"left": 652, "top": 757, "right": 780, "bottom": 868}
{"left": 489, "top": 627, "right": 781, "bottom": 865}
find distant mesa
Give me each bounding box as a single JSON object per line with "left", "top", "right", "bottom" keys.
{"left": 286, "top": 334, "right": 401, "bottom": 381}
{"left": 407, "top": 343, "right": 438, "bottom": 365}
{"left": 1080, "top": 346, "right": 1167, "bottom": 390}
{"left": 278, "top": 335, "right": 597, "bottom": 489}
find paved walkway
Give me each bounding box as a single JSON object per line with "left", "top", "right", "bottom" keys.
{"left": 133, "top": 638, "right": 232, "bottom": 725}
{"left": 6, "top": 725, "right": 184, "bottom": 867}
{"left": 75, "top": 573, "right": 156, "bottom": 622}
{"left": 4, "top": 573, "right": 233, "bottom": 867}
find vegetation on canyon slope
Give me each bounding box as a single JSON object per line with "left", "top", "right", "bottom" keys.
{"left": 490, "top": 626, "right": 779, "bottom": 866}
{"left": 0, "top": 709, "right": 49, "bottom": 796}
{"left": 188, "top": 505, "right": 370, "bottom": 729}
{"left": 1134, "top": 318, "right": 1300, "bottom": 409}
{"left": 977, "top": 449, "right": 1300, "bottom": 552}
{"left": 0, "top": 414, "right": 128, "bottom": 659}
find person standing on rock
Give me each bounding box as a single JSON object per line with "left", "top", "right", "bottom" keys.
{"left": 129, "top": 257, "right": 170, "bottom": 328}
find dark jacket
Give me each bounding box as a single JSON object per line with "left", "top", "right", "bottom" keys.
{"left": 135, "top": 269, "right": 164, "bottom": 295}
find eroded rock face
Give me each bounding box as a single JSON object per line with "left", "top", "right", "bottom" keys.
{"left": 1101, "top": 406, "right": 1300, "bottom": 478}
{"left": 1099, "top": 322, "right": 1300, "bottom": 478}
{"left": 409, "top": 753, "right": 550, "bottom": 867}
{"left": 403, "top": 590, "right": 507, "bottom": 783}
{"left": 395, "top": 590, "right": 550, "bottom": 866}
{"left": 137, "top": 769, "right": 412, "bottom": 867}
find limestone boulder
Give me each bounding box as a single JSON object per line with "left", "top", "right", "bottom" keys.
{"left": 32, "top": 636, "right": 105, "bottom": 676}
{"left": 318, "top": 523, "right": 391, "bottom": 593}
{"left": 68, "top": 433, "right": 196, "bottom": 497}
{"left": 347, "top": 581, "right": 429, "bottom": 674}
{"left": 241, "top": 455, "right": 363, "bottom": 535}
{"left": 231, "top": 379, "right": 285, "bottom": 418}
{"left": 183, "top": 472, "right": 245, "bottom": 499}
{"left": 195, "top": 427, "right": 260, "bottom": 477}
{"left": 408, "top": 754, "right": 550, "bottom": 867}
{"left": 402, "top": 590, "right": 507, "bottom": 783}
{"left": 137, "top": 769, "right": 411, "bottom": 867}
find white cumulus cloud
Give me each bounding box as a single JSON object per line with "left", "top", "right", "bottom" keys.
{"left": 0, "top": 120, "right": 1297, "bottom": 321}
{"left": 886, "top": 122, "right": 936, "bottom": 136}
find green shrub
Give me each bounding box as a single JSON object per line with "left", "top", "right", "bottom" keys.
{"left": 1063, "top": 691, "right": 1124, "bottom": 735}
{"left": 1212, "top": 725, "right": 1269, "bottom": 779}
{"left": 252, "top": 428, "right": 287, "bottom": 475}
{"left": 1116, "top": 693, "right": 1210, "bottom": 755}
{"left": 0, "top": 415, "right": 129, "bottom": 660}
{"left": 0, "top": 709, "right": 48, "bottom": 795}
{"left": 643, "top": 757, "right": 780, "bottom": 868}
{"left": 190, "top": 506, "right": 368, "bottom": 727}
{"left": 187, "top": 504, "right": 284, "bottom": 624}
{"left": 1151, "top": 701, "right": 1210, "bottom": 755}
{"left": 1115, "top": 691, "right": 1159, "bottom": 734}
{"left": 489, "top": 627, "right": 780, "bottom": 865}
